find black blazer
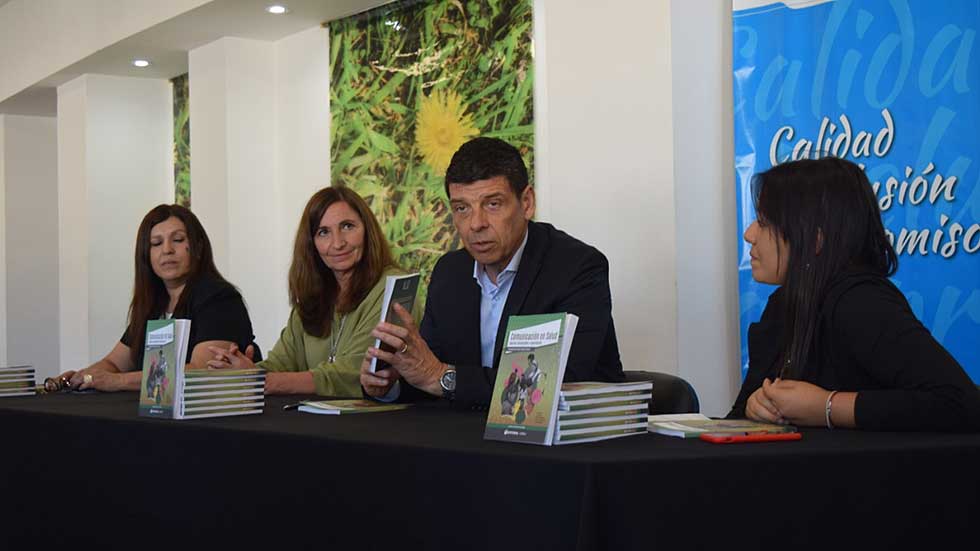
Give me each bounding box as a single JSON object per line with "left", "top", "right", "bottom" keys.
{"left": 417, "top": 220, "right": 624, "bottom": 409}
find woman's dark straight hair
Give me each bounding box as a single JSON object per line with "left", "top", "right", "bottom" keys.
{"left": 126, "top": 204, "right": 230, "bottom": 364}
{"left": 752, "top": 156, "right": 898, "bottom": 379}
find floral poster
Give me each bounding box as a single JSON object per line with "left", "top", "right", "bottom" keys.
{"left": 172, "top": 73, "right": 191, "bottom": 207}
{"left": 329, "top": 0, "right": 535, "bottom": 299}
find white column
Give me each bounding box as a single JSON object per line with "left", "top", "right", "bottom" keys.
{"left": 670, "top": 0, "right": 740, "bottom": 416}
{"left": 190, "top": 37, "right": 283, "bottom": 353}
{"left": 0, "top": 116, "right": 6, "bottom": 367}
{"left": 1, "top": 114, "right": 59, "bottom": 378}
{"left": 537, "top": 0, "right": 678, "bottom": 378}
{"left": 275, "top": 26, "right": 331, "bottom": 264}
{"left": 57, "top": 74, "right": 173, "bottom": 372}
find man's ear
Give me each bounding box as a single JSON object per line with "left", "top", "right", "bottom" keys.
{"left": 521, "top": 186, "right": 536, "bottom": 220}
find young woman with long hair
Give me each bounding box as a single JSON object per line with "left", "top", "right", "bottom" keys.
{"left": 54, "top": 204, "right": 257, "bottom": 392}
{"left": 731, "top": 157, "right": 980, "bottom": 431}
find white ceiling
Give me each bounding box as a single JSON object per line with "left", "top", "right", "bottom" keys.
{"left": 0, "top": 0, "right": 390, "bottom": 116}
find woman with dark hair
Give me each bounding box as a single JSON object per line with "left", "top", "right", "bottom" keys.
{"left": 731, "top": 157, "right": 980, "bottom": 431}
{"left": 208, "top": 186, "right": 410, "bottom": 396}
{"left": 54, "top": 204, "right": 258, "bottom": 392}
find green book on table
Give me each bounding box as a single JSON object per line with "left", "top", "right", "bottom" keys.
{"left": 648, "top": 414, "right": 796, "bottom": 438}
{"left": 138, "top": 320, "right": 266, "bottom": 419}
{"left": 483, "top": 312, "right": 578, "bottom": 446}
{"left": 138, "top": 319, "right": 190, "bottom": 418}
{"left": 298, "top": 399, "right": 409, "bottom": 415}
{"left": 0, "top": 365, "right": 36, "bottom": 397}
{"left": 180, "top": 368, "right": 266, "bottom": 419}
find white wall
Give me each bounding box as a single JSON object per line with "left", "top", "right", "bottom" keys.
{"left": 0, "top": 117, "right": 6, "bottom": 366}
{"left": 1, "top": 115, "right": 60, "bottom": 378}
{"left": 535, "top": 0, "right": 679, "bottom": 379}
{"left": 57, "top": 75, "right": 173, "bottom": 371}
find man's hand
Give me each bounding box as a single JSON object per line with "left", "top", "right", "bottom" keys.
{"left": 367, "top": 302, "right": 446, "bottom": 396}
{"left": 359, "top": 354, "right": 401, "bottom": 398}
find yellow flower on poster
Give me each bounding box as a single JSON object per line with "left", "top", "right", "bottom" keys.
{"left": 415, "top": 89, "right": 479, "bottom": 175}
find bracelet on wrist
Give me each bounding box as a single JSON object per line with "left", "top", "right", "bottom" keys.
{"left": 825, "top": 390, "right": 839, "bottom": 429}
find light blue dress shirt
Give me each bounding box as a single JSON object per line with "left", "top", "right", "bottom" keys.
{"left": 377, "top": 229, "right": 528, "bottom": 401}
{"left": 474, "top": 230, "right": 528, "bottom": 368}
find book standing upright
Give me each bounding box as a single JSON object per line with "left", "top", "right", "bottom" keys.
{"left": 138, "top": 319, "right": 265, "bottom": 419}
{"left": 484, "top": 313, "right": 578, "bottom": 446}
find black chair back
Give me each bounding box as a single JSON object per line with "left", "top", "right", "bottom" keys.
{"left": 623, "top": 370, "right": 700, "bottom": 414}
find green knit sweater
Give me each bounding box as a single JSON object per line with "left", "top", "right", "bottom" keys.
{"left": 258, "top": 268, "right": 418, "bottom": 397}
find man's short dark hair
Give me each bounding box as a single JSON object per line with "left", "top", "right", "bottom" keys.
{"left": 444, "top": 137, "right": 529, "bottom": 198}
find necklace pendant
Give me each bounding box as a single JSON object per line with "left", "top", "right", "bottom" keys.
{"left": 328, "top": 354, "right": 336, "bottom": 363}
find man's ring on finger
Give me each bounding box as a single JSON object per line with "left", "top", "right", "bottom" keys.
{"left": 399, "top": 343, "right": 409, "bottom": 354}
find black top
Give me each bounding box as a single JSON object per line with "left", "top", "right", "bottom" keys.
{"left": 120, "top": 276, "right": 258, "bottom": 367}
{"left": 730, "top": 271, "right": 980, "bottom": 431}
{"left": 416, "top": 220, "right": 624, "bottom": 409}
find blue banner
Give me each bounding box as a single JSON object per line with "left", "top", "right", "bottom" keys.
{"left": 733, "top": 0, "right": 980, "bottom": 381}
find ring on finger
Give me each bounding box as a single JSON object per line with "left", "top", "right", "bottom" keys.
{"left": 399, "top": 343, "right": 409, "bottom": 354}
{"left": 83, "top": 374, "right": 93, "bottom": 385}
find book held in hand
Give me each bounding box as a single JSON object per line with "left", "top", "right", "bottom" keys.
{"left": 0, "top": 365, "right": 37, "bottom": 397}
{"left": 138, "top": 319, "right": 265, "bottom": 419}
{"left": 484, "top": 312, "right": 578, "bottom": 446}
{"left": 369, "top": 273, "right": 421, "bottom": 373}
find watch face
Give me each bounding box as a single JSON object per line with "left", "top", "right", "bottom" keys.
{"left": 440, "top": 368, "right": 456, "bottom": 391}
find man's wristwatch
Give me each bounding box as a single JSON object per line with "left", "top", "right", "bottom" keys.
{"left": 439, "top": 364, "right": 456, "bottom": 401}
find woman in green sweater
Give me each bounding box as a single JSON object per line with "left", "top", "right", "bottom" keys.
{"left": 208, "top": 187, "right": 408, "bottom": 396}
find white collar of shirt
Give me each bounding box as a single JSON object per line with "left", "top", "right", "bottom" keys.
{"left": 472, "top": 227, "right": 529, "bottom": 288}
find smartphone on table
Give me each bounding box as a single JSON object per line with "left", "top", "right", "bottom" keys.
{"left": 699, "top": 432, "right": 802, "bottom": 444}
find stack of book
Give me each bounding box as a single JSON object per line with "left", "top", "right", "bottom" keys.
{"left": 0, "top": 365, "right": 36, "bottom": 398}
{"left": 138, "top": 318, "right": 265, "bottom": 419}
{"left": 179, "top": 369, "right": 266, "bottom": 419}
{"left": 553, "top": 381, "right": 653, "bottom": 445}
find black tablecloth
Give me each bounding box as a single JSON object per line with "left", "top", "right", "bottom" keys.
{"left": 1, "top": 392, "right": 978, "bottom": 550}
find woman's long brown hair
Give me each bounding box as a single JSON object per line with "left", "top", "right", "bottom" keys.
{"left": 289, "top": 186, "right": 395, "bottom": 337}
{"left": 125, "top": 205, "right": 229, "bottom": 364}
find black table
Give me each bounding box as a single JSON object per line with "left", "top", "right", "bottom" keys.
{"left": 1, "top": 393, "right": 978, "bottom": 550}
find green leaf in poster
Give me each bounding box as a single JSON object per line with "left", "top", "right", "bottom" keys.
{"left": 367, "top": 130, "right": 400, "bottom": 154}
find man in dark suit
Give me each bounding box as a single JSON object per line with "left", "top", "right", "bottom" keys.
{"left": 361, "top": 137, "right": 623, "bottom": 409}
